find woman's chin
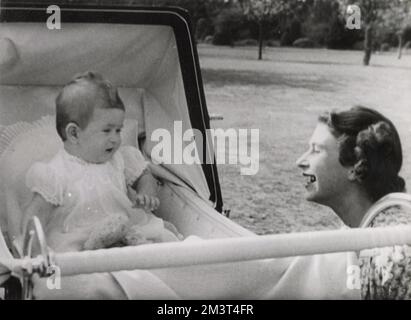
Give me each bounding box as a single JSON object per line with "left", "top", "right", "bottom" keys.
{"left": 304, "top": 187, "right": 319, "bottom": 202}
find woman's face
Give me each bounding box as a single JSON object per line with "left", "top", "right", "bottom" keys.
{"left": 296, "top": 123, "right": 352, "bottom": 207}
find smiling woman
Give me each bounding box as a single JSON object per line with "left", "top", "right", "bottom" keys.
{"left": 297, "top": 106, "right": 411, "bottom": 299}
{"left": 296, "top": 122, "right": 354, "bottom": 214}
{"left": 297, "top": 106, "right": 406, "bottom": 227}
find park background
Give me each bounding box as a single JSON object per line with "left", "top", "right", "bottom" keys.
{"left": 6, "top": 0, "right": 411, "bottom": 234}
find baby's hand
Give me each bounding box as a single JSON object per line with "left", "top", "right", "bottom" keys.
{"left": 127, "top": 185, "right": 160, "bottom": 211}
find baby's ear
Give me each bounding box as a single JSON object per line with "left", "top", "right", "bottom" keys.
{"left": 65, "top": 122, "right": 79, "bottom": 143}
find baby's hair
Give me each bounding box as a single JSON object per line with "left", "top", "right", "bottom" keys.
{"left": 56, "top": 71, "right": 125, "bottom": 140}
{"left": 319, "top": 106, "right": 405, "bottom": 201}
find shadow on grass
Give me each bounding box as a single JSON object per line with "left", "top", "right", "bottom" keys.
{"left": 202, "top": 68, "right": 339, "bottom": 91}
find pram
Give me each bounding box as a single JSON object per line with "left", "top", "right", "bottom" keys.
{"left": 1, "top": 4, "right": 411, "bottom": 300}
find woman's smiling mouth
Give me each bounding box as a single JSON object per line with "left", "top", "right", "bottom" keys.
{"left": 303, "top": 173, "right": 317, "bottom": 188}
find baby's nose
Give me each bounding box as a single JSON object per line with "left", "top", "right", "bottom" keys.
{"left": 110, "top": 133, "right": 121, "bottom": 144}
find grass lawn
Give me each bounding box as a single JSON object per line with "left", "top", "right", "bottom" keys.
{"left": 198, "top": 45, "right": 411, "bottom": 235}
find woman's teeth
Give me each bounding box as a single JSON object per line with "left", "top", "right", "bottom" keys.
{"left": 303, "top": 173, "right": 316, "bottom": 186}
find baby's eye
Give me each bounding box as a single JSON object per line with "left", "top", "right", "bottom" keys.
{"left": 116, "top": 128, "right": 122, "bottom": 133}
{"left": 103, "top": 129, "right": 111, "bottom": 133}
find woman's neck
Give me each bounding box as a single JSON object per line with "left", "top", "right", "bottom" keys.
{"left": 330, "top": 189, "right": 374, "bottom": 228}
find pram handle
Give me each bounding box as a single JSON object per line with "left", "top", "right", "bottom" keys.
{"left": 6, "top": 193, "right": 411, "bottom": 299}
{"left": 52, "top": 193, "right": 411, "bottom": 275}
{"left": 6, "top": 224, "right": 411, "bottom": 298}
{"left": 52, "top": 224, "right": 411, "bottom": 276}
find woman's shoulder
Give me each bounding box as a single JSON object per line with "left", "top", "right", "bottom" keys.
{"left": 361, "top": 193, "right": 411, "bottom": 228}
{"left": 360, "top": 197, "right": 411, "bottom": 299}
{"left": 369, "top": 205, "right": 411, "bottom": 228}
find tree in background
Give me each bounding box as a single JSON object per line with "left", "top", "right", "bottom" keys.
{"left": 304, "top": 0, "right": 340, "bottom": 47}
{"left": 326, "top": 15, "right": 351, "bottom": 49}
{"left": 379, "top": 0, "right": 411, "bottom": 59}
{"left": 212, "top": 6, "right": 245, "bottom": 45}
{"left": 350, "top": 0, "right": 389, "bottom": 65}
{"left": 238, "top": 0, "right": 288, "bottom": 60}
{"left": 280, "top": 17, "right": 302, "bottom": 46}
{"left": 339, "top": 0, "right": 410, "bottom": 65}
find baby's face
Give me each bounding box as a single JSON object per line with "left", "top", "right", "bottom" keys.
{"left": 76, "top": 108, "right": 125, "bottom": 164}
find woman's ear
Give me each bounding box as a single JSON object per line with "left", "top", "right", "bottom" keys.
{"left": 349, "top": 159, "right": 367, "bottom": 182}
{"left": 347, "top": 168, "right": 357, "bottom": 182}
{"left": 65, "top": 123, "right": 80, "bottom": 143}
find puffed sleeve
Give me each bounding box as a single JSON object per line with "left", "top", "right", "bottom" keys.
{"left": 359, "top": 206, "right": 411, "bottom": 300}
{"left": 26, "top": 162, "right": 65, "bottom": 206}
{"left": 119, "top": 146, "right": 148, "bottom": 186}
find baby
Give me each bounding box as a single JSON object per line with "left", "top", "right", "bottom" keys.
{"left": 22, "top": 71, "right": 182, "bottom": 253}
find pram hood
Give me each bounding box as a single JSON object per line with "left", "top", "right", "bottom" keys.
{"left": 0, "top": 4, "right": 222, "bottom": 211}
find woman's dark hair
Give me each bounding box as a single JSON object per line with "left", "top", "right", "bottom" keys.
{"left": 319, "top": 106, "right": 405, "bottom": 201}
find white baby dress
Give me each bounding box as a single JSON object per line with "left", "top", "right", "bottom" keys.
{"left": 25, "top": 146, "right": 172, "bottom": 252}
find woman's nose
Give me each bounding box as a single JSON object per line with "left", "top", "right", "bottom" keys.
{"left": 296, "top": 153, "right": 309, "bottom": 169}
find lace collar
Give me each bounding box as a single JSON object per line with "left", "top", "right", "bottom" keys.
{"left": 60, "top": 148, "right": 99, "bottom": 166}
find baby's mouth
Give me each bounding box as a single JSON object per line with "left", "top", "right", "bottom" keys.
{"left": 303, "top": 173, "right": 317, "bottom": 188}
{"left": 105, "top": 147, "right": 114, "bottom": 153}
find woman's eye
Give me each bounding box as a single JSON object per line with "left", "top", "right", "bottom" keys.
{"left": 116, "top": 128, "right": 122, "bottom": 133}
{"left": 103, "top": 129, "right": 111, "bottom": 133}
